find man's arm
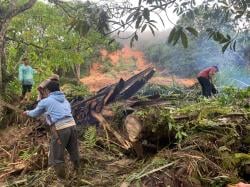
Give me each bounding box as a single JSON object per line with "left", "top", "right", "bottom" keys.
{"left": 26, "top": 100, "right": 46, "bottom": 117}
{"left": 32, "top": 68, "right": 37, "bottom": 74}
{"left": 18, "top": 65, "right": 23, "bottom": 82}
{"left": 208, "top": 68, "right": 217, "bottom": 79}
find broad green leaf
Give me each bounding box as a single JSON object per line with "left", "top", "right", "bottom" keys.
{"left": 126, "top": 11, "right": 136, "bottom": 23}
{"left": 130, "top": 36, "right": 135, "bottom": 47}
{"left": 168, "top": 27, "right": 176, "bottom": 44}
{"left": 233, "top": 41, "right": 237, "bottom": 51}
{"left": 222, "top": 42, "right": 230, "bottom": 53}
{"left": 135, "top": 16, "right": 142, "bottom": 29}
{"left": 143, "top": 8, "right": 150, "bottom": 21}
{"left": 149, "top": 25, "right": 155, "bottom": 36}
{"left": 226, "top": 34, "right": 231, "bottom": 40}
{"left": 134, "top": 33, "right": 138, "bottom": 41}
{"left": 173, "top": 27, "right": 182, "bottom": 45}
{"left": 181, "top": 31, "right": 188, "bottom": 48}
{"left": 141, "top": 24, "right": 147, "bottom": 32}
{"left": 121, "top": 20, "right": 125, "bottom": 28}
{"left": 185, "top": 27, "right": 198, "bottom": 37}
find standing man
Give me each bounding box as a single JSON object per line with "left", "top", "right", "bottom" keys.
{"left": 18, "top": 58, "right": 36, "bottom": 100}
{"left": 197, "top": 66, "right": 219, "bottom": 97}
{"left": 23, "top": 81, "right": 80, "bottom": 183}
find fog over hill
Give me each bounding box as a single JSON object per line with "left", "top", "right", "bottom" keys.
{"left": 112, "top": 30, "right": 170, "bottom": 50}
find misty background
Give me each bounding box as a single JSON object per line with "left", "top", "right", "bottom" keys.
{"left": 112, "top": 5, "right": 250, "bottom": 89}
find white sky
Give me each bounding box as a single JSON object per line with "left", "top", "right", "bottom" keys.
{"left": 92, "top": 0, "right": 180, "bottom": 30}
{"left": 45, "top": 0, "right": 204, "bottom": 30}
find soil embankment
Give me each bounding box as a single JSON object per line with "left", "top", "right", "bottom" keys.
{"left": 81, "top": 47, "right": 196, "bottom": 92}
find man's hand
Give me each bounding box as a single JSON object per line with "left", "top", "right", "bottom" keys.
{"left": 23, "top": 111, "right": 29, "bottom": 116}
{"left": 56, "top": 137, "right": 62, "bottom": 145}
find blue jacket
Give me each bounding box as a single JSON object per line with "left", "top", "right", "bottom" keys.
{"left": 19, "top": 64, "right": 36, "bottom": 85}
{"left": 27, "top": 91, "right": 73, "bottom": 124}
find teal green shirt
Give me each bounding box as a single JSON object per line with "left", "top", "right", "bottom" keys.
{"left": 18, "top": 64, "right": 36, "bottom": 85}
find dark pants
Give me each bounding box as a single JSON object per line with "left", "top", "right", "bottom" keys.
{"left": 49, "top": 126, "right": 80, "bottom": 178}
{"left": 197, "top": 77, "right": 217, "bottom": 97}
{"left": 22, "top": 84, "right": 32, "bottom": 97}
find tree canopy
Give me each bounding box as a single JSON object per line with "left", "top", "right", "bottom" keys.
{"left": 0, "top": 0, "right": 249, "bottom": 93}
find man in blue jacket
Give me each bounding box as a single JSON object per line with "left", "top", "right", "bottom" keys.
{"left": 23, "top": 81, "right": 80, "bottom": 182}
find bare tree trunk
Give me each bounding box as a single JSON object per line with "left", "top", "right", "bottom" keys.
{"left": 0, "top": 0, "right": 37, "bottom": 92}
{"left": 0, "top": 23, "right": 7, "bottom": 93}
{"left": 0, "top": 0, "right": 37, "bottom": 120}
{"left": 75, "top": 64, "right": 81, "bottom": 83}
{"left": 0, "top": 27, "right": 6, "bottom": 119}
{"left": 72, "top": 64, "right": 81, "bottom": 84}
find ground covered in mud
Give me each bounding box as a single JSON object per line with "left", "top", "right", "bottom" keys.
{"left": 0, "top": 85, "right": 250, "bottom": 187}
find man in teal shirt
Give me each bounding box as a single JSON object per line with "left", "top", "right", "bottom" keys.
{"left": 19, "top": 58, "right": 36, "bottom": 99}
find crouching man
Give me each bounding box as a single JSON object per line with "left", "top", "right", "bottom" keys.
{"left": 197, "top": 66, "right": 219, "bottom": 97}
{"left": 23, "top": 81, "right": 80, "bottom": 183}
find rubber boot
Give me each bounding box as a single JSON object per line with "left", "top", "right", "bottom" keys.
{"left": 54, "top": 163, "right": 66, "bottom": 180}
{"left": 72, "top": 160, "right": 80, "bottom": 185}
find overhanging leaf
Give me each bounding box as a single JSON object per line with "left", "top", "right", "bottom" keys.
{"left": 168, "top": 27, "right": 176, "bottom": 44}
{"left": 134, "top": 33, "right": 138, "bottom": 41}
{"left": 141, "top": 24, "right": 147, "bottom": 32}
{"left": 233, "top": 41, "right": 237, "bottom": 51}
{"left": 186, "top": 27, "right": 198, "bottom": 37}
{"left": 222, "top": 42, "right": 230, "bottom": 53}
{"left": 126, "top": 11, "right": 136, "bottom": 23}
{"left": 181, "top": 31, "right": 188, "bottom": 48}
{"left": 149, "top": 25, "right": 155, "bottom": 36}
{"left": 172, "top": 27, "right": 182, "bottom": 45}
{"left": 130, "top": 36, "right": 135, "bottom": 47}
{"left": 135, "top": 16, "right": 142, "bottom": 29}
{"left": 143, "top": 8, "right": 150, "bottom": 21}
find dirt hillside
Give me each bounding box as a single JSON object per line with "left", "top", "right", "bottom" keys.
{"left": 81, "top": 47, "right": 196, "bottom": 92}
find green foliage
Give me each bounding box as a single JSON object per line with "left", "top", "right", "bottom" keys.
{"left": 61, "top": 83, "right": 90, "bottom": 98}
{"left": 83, "top": 126, "right": 97, "bottom": 148}
{"left": 4, "top": 80, "right": 21, "bottom": 102}
{"left": 134, "top": 106, "right": 187, "bottom": 142}
{"left": 117, "top": 0, "right": 248, "bottom": 50}
{"left": 137, "top": 84, "right": 185, "bottom": 97}
{"left": 135, "top": 106, "right": 172, "bottom": 133}
{"left": 67, "top": 1, "right": 110, "bottom": 36}
{"left": 217, "top": 87, "right": 250, "bottom": 106}
{"left": 100, "top": 57, "right": 113, "bottom": 73}
{"left": 168, "top": 26, "right": 198, "bottom": 48}
{"left": 206, "top": 29, "right": 236, "bottom": 53}
{"left": 3, "top": 1, "right": 119, "bottom": 100}
{"left": 19, "top": 148, "right": 36, "bottom": 160}
{"left": 115, "top": 57, "right": 137, "bottom": 72}
{"left": 175, "top": 99, "right": 233, "bottom": 121}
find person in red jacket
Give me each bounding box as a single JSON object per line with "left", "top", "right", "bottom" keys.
{"left": 197, "top": 66, "right": 219, "bottom": 97}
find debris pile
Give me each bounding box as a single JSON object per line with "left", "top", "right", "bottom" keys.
{"left": 0, "top": 68, "right": 249, "bottom": 186}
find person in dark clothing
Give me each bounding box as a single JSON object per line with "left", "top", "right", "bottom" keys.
{"left": 23, "top": 81, "right": 80, "bottom": 183}
{"left": 197, "top": 66, "right": 219, "bottom": 97}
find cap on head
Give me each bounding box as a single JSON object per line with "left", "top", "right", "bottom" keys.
{"left": 49, "top": 74, "right": 60, "bottom": 81}
{"left": 46, "top": 80, "right": 60, "bottom": 92}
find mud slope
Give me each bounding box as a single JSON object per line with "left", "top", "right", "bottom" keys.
{"left": 81, "top": 47, "right": 196, "bottom": 92}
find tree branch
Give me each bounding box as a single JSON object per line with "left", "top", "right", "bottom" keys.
{"left": 6, "top": 0, "right": 37, "bottom": 19}
{"left": 5, "top": 36, "right": 43, "bottom": 49}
